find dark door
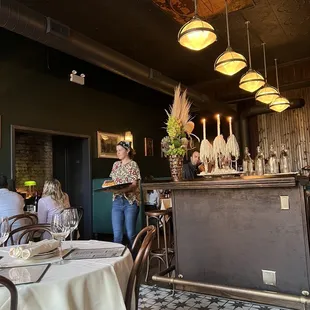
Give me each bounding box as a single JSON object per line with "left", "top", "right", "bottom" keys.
{"left": 52, "top": 135, "right": 91, "bottom": 239}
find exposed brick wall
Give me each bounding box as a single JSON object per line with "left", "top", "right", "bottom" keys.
{"left": 15, "top": 132, "right": 53, "bottom": 190}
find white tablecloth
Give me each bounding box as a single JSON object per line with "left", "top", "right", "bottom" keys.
{"left": 0, "top": 240, "right": 133, "bottom": 310}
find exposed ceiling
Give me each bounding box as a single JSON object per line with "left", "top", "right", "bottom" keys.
{"left": 16, "top": 0, "right": 310, "bottom": 100}
{"left": 152, "top": 0, "right": 254, "bottom": 23}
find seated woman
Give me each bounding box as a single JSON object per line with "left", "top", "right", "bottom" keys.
{"left": 38, "top": 179, "right": 70, "bottom": 224}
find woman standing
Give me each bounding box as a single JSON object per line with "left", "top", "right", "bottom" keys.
{"left": 109, "top": 141, "right": 141, "bottom": 247}
{"left": 38, "top": 179, "right": 70, "bottom": 224}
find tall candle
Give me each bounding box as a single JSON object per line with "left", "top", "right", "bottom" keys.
{"left": 216, "top": 114, "right": 220, "bottom": 136}
{"left": 202, "top": 118, "right": 206, "bottom": 140}
{"left": 228, "top": 117, "right": 232, "bottom": 136}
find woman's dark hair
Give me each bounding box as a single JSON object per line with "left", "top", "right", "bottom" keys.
{"left": 0, "top": 175, "right": 8, "bottom": 189}
{"left": 7, "top": 179, "right": 16, "bottom": 192}
{"left": 117, "top": 141, "right": 136, "bottom": 159}
{"left": 128, "top": 149, "right": 135, "bottom": 159}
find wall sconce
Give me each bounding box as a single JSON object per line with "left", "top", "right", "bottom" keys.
{"left": 124, "top": 131, "right": 134, "bottom": 149}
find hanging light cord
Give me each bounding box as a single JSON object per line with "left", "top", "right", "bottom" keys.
{"left": 194, "top": 0, "right": 197, "bottom": 16}
{"left": 246, "top": 21, "right": 252, "bottom": 69}
{"left": 275, "top": 58, "right": 280, "bottom": 90}
{"left": 262, "top": 43, "right": 267, "bottom": 80}
{"left": 225, "top": 0, "right": 231, "bottom": 47}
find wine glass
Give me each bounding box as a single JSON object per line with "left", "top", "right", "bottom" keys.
{"left": 0, "top": 217, "right": 9, "bottom": 246}
{"left": 62, "top": 209, "right": 79, "bottom": 248}
{"left": 50, "top": 213, "right": 71, "bottom": 253}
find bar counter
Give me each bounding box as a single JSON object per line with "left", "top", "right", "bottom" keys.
{"left": 142, "top": 176, "right": 310, "bottom": 309}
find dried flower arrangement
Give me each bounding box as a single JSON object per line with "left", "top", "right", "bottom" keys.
{"left": 161, "top": 85, "right": 198, "bottom": 157}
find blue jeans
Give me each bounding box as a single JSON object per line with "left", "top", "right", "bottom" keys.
{"left": 112, "top": 196, "right": 139, "bottom": 247}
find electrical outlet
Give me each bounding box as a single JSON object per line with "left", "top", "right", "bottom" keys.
{"left": 262, "top": 270, "right": 276, "bottom": 286}
{"left": 280, "top": 196, "right": 289, "bottom": 210}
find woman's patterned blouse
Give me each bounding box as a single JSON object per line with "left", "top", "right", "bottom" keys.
{"left": 109, "top": 160, "right": 141, "bottom": 205}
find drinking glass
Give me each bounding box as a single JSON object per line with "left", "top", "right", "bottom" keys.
{"left": 50, "top": 213, "right": 71, "bottom": 254}
{"left": 0, "top": 217, "right": 9, "bottom": 246}
{"left": 62, "top": 209, "right": 79, "bottom": 248}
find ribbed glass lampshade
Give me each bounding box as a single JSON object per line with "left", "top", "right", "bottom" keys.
{"left": 239, "top": 69, "right": 265, "bottom": 93}
{"left": 178, "top": 17, "right": 217, "bottom": 51}
{"left": 269, "top": 95, "right": 290, "bottom": 112}
{"left": 214, "top": 47, "right": 247, "bottom": 76}
{"left": 255, "top": 83, "right": 279, "bottom": 104}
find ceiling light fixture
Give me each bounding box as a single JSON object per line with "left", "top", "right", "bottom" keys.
{"left": 269, "top": 59, "right": 290, "bottom": 113}
{"left": 214, "top": 0, "right": 247, "bottom": 76}
{"left": 178, "top": 0, "right": 217, "bottom": 51}
{"left": 255, "top": 43, "right": 279, "bottom": 104}
{"left": 239, "top": 21, "right": 265, "bottom": 93}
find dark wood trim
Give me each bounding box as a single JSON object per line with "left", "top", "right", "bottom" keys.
{"left": 11, "top": 125, "right": 90, "bottom": 138}
{"left": 142, "top": 176, "right": 297, "bottom": 190}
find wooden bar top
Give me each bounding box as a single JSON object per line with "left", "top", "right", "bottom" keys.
{"left": 142, "top": 176, "right": 303, "bottom": 190}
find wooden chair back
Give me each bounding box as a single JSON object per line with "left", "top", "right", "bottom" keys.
{"left": 7, "top": 214, "right": 39, "bottom": 245}
{"left": 125, "top": 225, "right": 156, "bottom": 310}
{"left": 8, "top": 213, "right": 38, "bottom": 230}
{"left": 0, "top": 275, "right": 18, "bottom": 310}
{"left": 5, "top": 224, "right": 51, "bottom": 245}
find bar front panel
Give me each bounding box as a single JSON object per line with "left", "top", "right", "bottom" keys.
{"left": 173, "top": 186, "right": 310, "bottom": 295}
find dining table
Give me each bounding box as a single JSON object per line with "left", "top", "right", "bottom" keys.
{"left": 0, "top": 240, "right": 134, "bottom": 310}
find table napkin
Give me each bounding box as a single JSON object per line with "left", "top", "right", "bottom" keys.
{"left": 9, "top": 239, "right": 60, "bottom": 260}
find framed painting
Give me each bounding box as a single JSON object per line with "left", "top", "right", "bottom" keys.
{"left": 144, "top": 137, "right": 154, "bottom": 156}
{"left": 97, "top": 131, "right": 124, "bottom": 159}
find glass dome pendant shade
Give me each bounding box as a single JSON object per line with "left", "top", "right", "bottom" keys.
{"left": 255, "top": 43, "right": 279, "bottom": 104}
{"left": 239, "top": 69, "right": 265, "bottom": 92}
{"left": 269, "top": 96, "right": 290, "bottom": 112}
{"left": 214, "top": 0, "right": 247, "bottom": 76}
{"left": 269, "top": 59, "right": 290, "bottom": 112}
{"left": 178, "top": 1, "right": 217, "bottom": 51}
{"left": 255, "top": 84, "right": 280, "bottom": 104}
{"left": 239, "top": 21, "right": 265, "bottom": 93}
{"left": 214, "top": 47, "right": 247, "bottom": 76}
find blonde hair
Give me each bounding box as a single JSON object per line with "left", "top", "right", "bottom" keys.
{"left": 42, "top": 179, "right": 66, "bottom": 207}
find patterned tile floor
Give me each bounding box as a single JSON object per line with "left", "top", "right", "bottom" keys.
{"left": 138, "top": 285, "right": 293, "bottom": 310}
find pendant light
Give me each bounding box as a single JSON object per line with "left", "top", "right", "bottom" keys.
{"left": 269, "top": 59, "right": 290, "bottom": 113}
{"left": 255, "top": 43, "right": 279, "bottom": 104}
{"left": 214, "top": 0, "right": 247, "bottom": 76}
{"left": 178, "top": 0, "right": 217, "bottom": 51}
{"left": 239, "top": 21, "right": 265, "bottom": 92}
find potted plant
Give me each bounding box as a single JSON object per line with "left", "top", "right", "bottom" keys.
{"left": 161, "top": 85, "right": 196, "bottom": 181}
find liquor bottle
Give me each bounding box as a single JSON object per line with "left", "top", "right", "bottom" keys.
{"left": 34, "top": 191, "right": 40, "bottom": 212}
{"left": 243, "top": 147, "right": 254, "bottom": 175}
{"left": 255, "top": 146, "right": 265, "bottom": 176}
{"left": 268, "top": 145, "right": 279, "bottom": 174}
{"left": 280, "top": 144, "right": 290, "bottom": 173}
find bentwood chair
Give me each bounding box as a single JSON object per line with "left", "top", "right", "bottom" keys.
{"left": 5, "top": 224, "right": 52, "bottom": 245}
{"left": 0, "top": 276, "right": 18, "bottom": 310}
{"left": 125, "top": 225, "right": 156, "bottom": 310}
{"left": 7, "top": 214, "right": 39, "bottom": 245}
{"left": 8, "top": 213, "right": 38, "bottom": 231}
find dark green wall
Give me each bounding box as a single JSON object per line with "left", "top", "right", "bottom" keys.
{"left": 0, "top": 30, "right": 170, "bottom": 179}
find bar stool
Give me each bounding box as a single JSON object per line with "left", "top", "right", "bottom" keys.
{"left": 144, "top": 208, "right": 174, "bottom": 281}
